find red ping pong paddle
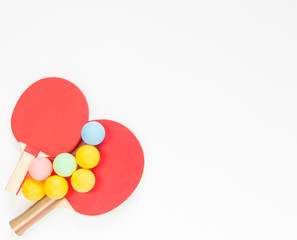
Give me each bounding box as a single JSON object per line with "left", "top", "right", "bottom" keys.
{"left": 6, "top": 77, "right": 89, "bottom": 195}
{"left": 9, "top": 120, "right": 144, "bottom": 236}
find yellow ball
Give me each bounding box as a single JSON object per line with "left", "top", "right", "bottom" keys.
{"left": 76, "top": 145, "right": 100, "bottom": 169}
{"left": 22, "top": 178, "right": 45, "bottom": 201}
{"left": 71, "top": 169, "right": 95, "bottom": 193}
{"left": 44, "top": 175, "right": 68, "bottom": 199}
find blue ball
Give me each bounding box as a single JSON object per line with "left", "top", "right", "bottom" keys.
{"left": 81, "top": 122, "right": 105, "bottom": 145}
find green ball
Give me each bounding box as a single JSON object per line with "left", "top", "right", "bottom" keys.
{"left": 53, "top": 153, "right": 77, "bottom": 177}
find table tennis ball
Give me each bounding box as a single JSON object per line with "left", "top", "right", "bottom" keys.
{"left": 44, "top": 175, "right": 68, "bottom": 199}
{"left": 71, "top": 169, "right": 95, "bottom": 193}
{"left": 53, "top": 153, "right": 77, "bottom": 177}
{"left": 29, "top": 157, "right": 53, "bottom": 181}
{"left": 22, "top": 178, "right": 45, "bottom": 201}
{"left": 76, "top": 145, "right": 100, "bottom": 169}
{"left": 81, "top": 121, "right": 105, "bottom": 145}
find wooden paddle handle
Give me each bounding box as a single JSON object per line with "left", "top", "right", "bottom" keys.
{"left": 9, "top": 196, "right": 64, "bottom": 236}
{"left": 6, "top": 143, "right": 48, "bottom": 195}
{"left": 6, "top": 147, "right": 35, "bottom": 195}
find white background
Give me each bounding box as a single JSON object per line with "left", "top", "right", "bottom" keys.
{"left": 0, "top": 0, "right": 297, "bottom": 239}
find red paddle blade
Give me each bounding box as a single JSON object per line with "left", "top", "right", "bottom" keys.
{"left": 11, "top": 77, "right": 89, "bottom": 156}
{"left": 7, "top": 77, "right": 89, "bottom": 195}
{"left": 67, "top": 120, "right": 144, "bottom": 216}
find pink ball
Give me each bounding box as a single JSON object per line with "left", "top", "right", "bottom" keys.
{"left": 29, "top": 157, "right": 53, "bottom": 181}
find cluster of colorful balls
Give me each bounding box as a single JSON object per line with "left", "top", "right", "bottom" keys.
{"left": 22, "top": 122, "right": 106, "bottom": 201}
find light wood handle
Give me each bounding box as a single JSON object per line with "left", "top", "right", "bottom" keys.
{"left": 6, "top": 143, "right": 48, "bottom": 195}
{"left": 9, "top": 196, "right": 65, "bottom": 236}
{"left": 5, "top": 148, "right": 36, "bottom": 195}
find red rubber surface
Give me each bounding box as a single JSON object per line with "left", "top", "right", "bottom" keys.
{"left": 66, "top": 120, "right": 144, "bottom": 216}
{"left": 11, "top": 77, "right": 89, "bottom": 156}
